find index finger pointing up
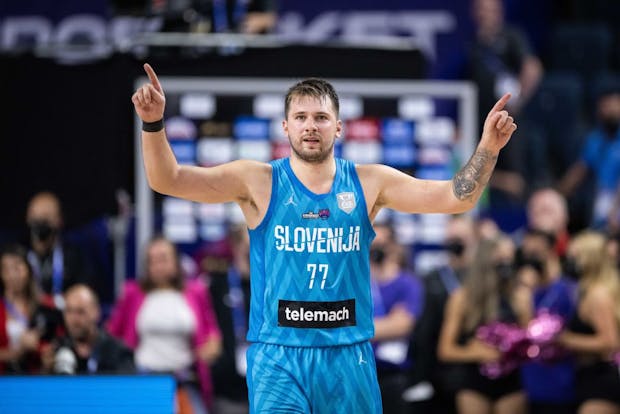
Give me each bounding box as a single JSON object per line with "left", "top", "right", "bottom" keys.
{"left": 490, "top": 93, "right": 511, "bottom": 114}
{"left": 144, "top": 63, "right": 163, "bottom": 93}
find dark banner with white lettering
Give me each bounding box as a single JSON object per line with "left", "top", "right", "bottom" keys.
{"left": 0, "top": 0, "right": 159, "bottom": 64}
{"left": 276, "top": 0, "right": 551, "bottom": 79}
{"left": 1, "top": 0, "right": 551, "bottom": 74}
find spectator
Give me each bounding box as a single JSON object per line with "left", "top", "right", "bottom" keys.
{"left": 559, "top": 231, "right": 620, "bottom": 414}
{"left": 42, "top": 284, "right": 133, "bottom": 375}
{"left": 370, "top": 239, "right": 424, "bottom": 414}
{"left": 25, "top": 191, "right": 93, "bottom": 308}
{"left": 410, "top": 215, "right": 479, "bottom": 413}
{"left": 438, "top": 236, "right": 531, "bottom": 414}
{"left": 558, "top": 89, "right": 620, "bottom": 228}
{"left": 467, "top": 0, "right": 543, "bottom": 220}
{"left": 469, "top": 0, "right": 543, "bottom": 118}
{"left": 523, "top": 188, "right": 570, "bottom": 257}
{"left": 207, "top": 224, "right": 251, "bottom": 414}
{"left": 517, "top": 228, "right": 577, "bottom": 414}
{"left": 107, "top": 236, "right": 222, "bottom": 412}
{"left": 0, "top": 244, "right": 64, "bottom": 374}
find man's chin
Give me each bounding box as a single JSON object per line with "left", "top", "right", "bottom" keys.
{"left": 70, "top": 332, "right": 90, "bottom": 343}
{"left": 300, "top": 153, "right": 330, "bottom": 163}
{"left": 293, "top": 147, "right": 332, "bottom": 163}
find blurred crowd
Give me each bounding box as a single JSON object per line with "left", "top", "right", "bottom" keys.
{"left": 2, "top": 186, "right": 619, "bottom": 414}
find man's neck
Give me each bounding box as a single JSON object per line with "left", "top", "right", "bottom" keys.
{"left": 33, "top": 239, "right": 57, "bottom": 258}
{"left": 289, "top": 155, "right": 336, "bottom": 194}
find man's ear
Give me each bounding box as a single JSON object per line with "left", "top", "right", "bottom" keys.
{"left": 282, "top": 119, "right": 288, "bottom": 136}
{"left": 335, "top": 119, "right": 343, "bottom": 138}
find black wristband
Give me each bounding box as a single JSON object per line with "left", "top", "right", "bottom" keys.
{"left": 142, "top": 118, "right": 165, "bottom": 133}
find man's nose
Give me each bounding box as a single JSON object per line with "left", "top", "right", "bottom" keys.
{"left": 304, "top": 118, "right": 318, "bottom": 131}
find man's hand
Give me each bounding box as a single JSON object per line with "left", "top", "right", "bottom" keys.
{"left": 480, "top": 93, "right": 518, "bottom": 154}
{"left": 132, "top": 63, "right": 166, "bottom": 123}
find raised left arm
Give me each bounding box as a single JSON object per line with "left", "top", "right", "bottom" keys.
{"left": 362, "top": 93, "right": 517, "bottom": 216}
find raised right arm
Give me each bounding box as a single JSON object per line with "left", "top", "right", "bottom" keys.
{"left": 132, "top": 64, "right": 269, "bottom": 208}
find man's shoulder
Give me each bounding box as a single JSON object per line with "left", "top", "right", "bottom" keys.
{"left": 232, "top": 159, "right": 273, "bottom": 175}
{"left": 99, "top": 330, "right": 132, "bottom": 353}
{"left": 354, "top": 163, "right": 393, "bottom": 184}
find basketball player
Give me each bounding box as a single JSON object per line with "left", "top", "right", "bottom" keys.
{"left": 132, "top": 63, "right": 517, "bottom": 413}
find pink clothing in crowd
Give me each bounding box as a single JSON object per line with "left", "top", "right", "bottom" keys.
{"left": 106, "top": 278, "right": 221, "bottom": 407}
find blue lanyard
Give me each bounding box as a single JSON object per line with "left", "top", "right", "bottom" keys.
{"left": 28, "top": 244, "right": 64, "bottom": 295}
{"left": 227, "top": 268, "right": 247, "bottom": 341}
{"left": 87, "top": 340, "right": 99, "bottom": 374}
{"left": 2, "top": 298, "right": 28, "bottom": 327}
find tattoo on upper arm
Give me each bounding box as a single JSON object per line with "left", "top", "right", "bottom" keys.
{"left": 452, "top": 148, "right": 498, "bottom": 202}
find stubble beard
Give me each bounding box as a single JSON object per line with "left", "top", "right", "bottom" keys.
{"left": 289, "top": 136, "right": 335, "bottom": 164}
{"left": 70, "top": 328, "right": 90, "bottom": 343}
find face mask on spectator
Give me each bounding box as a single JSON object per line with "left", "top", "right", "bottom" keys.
{"left": 29, "top": 220, "right": 57, "bottom": 243}
{"left": 369, "top": 247, "right": 386, "bottom": 265}
{"left": 517, "top": 251, "right": 545, "bottom": 275}
{"left": 445, "top": 239, "right": 465, "bottom": 257}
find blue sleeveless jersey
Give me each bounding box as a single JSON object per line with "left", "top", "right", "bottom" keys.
{"left": 247, "top": 157, "right": 376, "bottom": 346}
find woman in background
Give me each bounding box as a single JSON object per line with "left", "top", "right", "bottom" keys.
{"left": 107, "top": 236, "right": 222, "bottom": 413}
{"left": 438, "top": 236, "right": 531, "bottom": 414}
{"left": 0, "top": 244, "right": 64, "bottom": 373}
{"left": 559, "top": 231, "right": 620, "bottom": 414}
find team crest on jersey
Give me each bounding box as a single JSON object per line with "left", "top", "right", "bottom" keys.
{"left": 336, "top": 192, "right": 356, "bottom": 214}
